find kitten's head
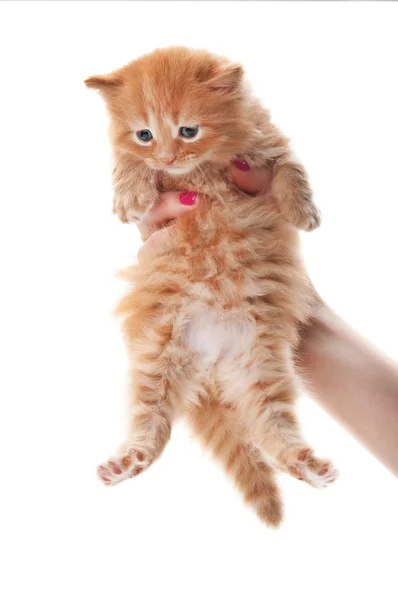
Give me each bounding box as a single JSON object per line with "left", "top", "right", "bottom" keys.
{"left": 85, "top": 47, "right": 250, "bottom": 175}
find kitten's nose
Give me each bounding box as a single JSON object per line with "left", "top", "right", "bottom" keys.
{"left": 160, "top": 155, "right": 176, "bottom": 165}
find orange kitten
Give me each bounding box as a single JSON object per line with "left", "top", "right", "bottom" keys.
{"left": 86, "top": 47, "right": 337, "bottom": 527}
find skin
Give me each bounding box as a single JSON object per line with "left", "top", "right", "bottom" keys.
{"left": 137, "top": 161, "right": 398, "bottom": 477}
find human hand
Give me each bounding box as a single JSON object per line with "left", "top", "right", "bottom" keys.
{"left": 137, "top": 159, "right": 273, "bottom": 262}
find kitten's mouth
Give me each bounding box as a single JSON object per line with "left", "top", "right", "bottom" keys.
{"left": 149, "top": 161, "right": 196, "bottom": 176}
{"left": 163, "top": 164, "right": 195, "bottom": 175}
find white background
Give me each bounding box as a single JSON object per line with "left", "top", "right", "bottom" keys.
{"left": 1, "top": 2, "right": 397, "bottom": 599}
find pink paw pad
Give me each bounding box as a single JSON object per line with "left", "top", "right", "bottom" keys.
{"left": 297, "top": 449, "right": 311, "bottom": 462}
{"left": 109, "top": 461, "right": 122, "bottom": 475}
{"left": 318, "top": 466, "right": 329, "bottom": 477}
{"left": 290, "top": 466, "right": 304, "bottom": 479}
{"left": 130, "top": 466, "right": 143, "bottom": 478}
{"left": 287, "top": 450, "right": 338, "bottom": 489}
{"left": 98, "top": 466, "right": 112, "bottom": 484}
{"left": 97, "top": 449, "right": 148, "bottom": 487}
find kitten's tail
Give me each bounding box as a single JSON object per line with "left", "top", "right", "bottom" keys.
{"left": 188, "top": 397, "right": 283, "bottom": 527}
{"left": 223, "top": 440, "right": 283, "bottom": 527}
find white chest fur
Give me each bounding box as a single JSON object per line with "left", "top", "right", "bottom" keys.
{"left": 183, "top": 306, "right": 256, "bottom": 363}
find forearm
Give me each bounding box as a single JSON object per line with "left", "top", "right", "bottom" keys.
{"left": 299, "top": 302, "right": 398, "bottom": 477}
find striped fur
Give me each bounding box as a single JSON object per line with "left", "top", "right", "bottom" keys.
{"left": 87, "top": 47, "right": 337, "bottom": 525}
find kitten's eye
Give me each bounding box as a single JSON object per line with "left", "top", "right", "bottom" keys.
{"left": 179, "top": 126, "right": 199, "bottom": 139}
{"left": 136, "top": 129, "right": 153, "bottom": 142}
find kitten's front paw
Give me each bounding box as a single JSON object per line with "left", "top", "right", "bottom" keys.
{"left": 284, "top": 448, "right": 338, "bottom": 488}
{"left": 113, "top": 185, "right": 158, "bottom": 224}
{"left": 278, "top": 194, "right": 321, "bottom": 232}
{"left": 272, "top": 162, "right": 321, "bottom": 231}
{"left": 112, "top": 199, "right": 131, "bottom": 224}
{"left": 113, "top": 190, "right": 156, "bottom": 225}
{"left": 97, "top": 448, "right": 149, "bottom": 486}
{"left": 298, "top": 201, "right": 321, "bottom": 232}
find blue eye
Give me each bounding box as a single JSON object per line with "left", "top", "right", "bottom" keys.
{"left": 179, "top": 126, "right": 199, "bottom": 139}
{"left": 137, "top": 129, "right": 153, "bottom": 142}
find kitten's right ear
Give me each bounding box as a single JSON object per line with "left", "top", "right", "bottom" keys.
{"left": 84, "top": 72, "right": 124, "bottom": 98}
{"left": 207, "top": 63, "right": 244, "bottom": 94}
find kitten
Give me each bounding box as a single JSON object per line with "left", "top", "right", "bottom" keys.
{"left": 86, "top": 47, "right": 337, "bottom": 527}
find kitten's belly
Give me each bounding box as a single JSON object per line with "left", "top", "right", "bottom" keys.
{"left": 183, "top": 305, "right": 256, "bottom": 363}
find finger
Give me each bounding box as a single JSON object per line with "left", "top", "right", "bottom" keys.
{"left": 231, "top": 158, "right": 273, "bottom": 195}
{"left": 137, "top": 225, "right": 176, "bottom": 263}
{"left": 138, "top": 191, "right": 198, "bottom": 238}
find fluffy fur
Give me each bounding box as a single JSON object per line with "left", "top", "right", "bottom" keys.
{"left": 86, "top": 47, "right": 337, "bottom": 527}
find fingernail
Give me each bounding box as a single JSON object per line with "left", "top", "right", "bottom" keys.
{"left": 179, "top": 191, "right": 197, "bottom": 205}
{"left": 233, "top": 158, "right": 251, "bottom": 171}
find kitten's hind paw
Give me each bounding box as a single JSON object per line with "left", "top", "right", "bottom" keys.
{"left": 285, "top": 448, "right": 338, "bottom": 488}
{"left": 97, "top": 448, "right": 149, "bottom": 487}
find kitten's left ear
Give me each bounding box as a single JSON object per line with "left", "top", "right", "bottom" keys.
{"left": 84, "top": 72, "right": 124, "bottom": 98}
{"left": 208, "top": 63, "right": 244, "bottom": 94}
